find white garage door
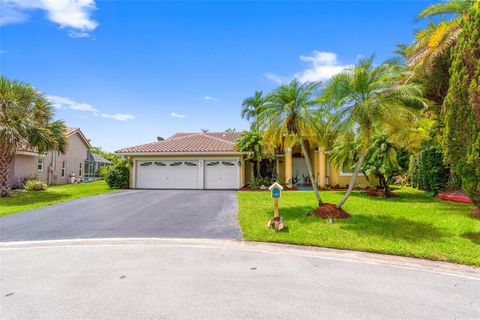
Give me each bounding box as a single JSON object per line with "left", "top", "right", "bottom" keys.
{"left": 204, "top": 160, "right": 239, "bottom": 189}
{"left": 136, "top": 160, "right": 199, "bottom": 189}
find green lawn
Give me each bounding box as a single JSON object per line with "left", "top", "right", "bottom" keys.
{"left": 238, "top": 187, "right": 480, "bottom": 266}
{"left": 0, "top": 180, "right": 115, "bottom": 216}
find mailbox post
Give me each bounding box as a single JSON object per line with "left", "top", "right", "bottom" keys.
{"left": 268, "top": 182, "right": 284, "bottom": 230}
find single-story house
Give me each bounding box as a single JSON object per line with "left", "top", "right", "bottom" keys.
{"left": 8, "top": 128, "right": 92, "bottom": 187}
{"left": 116, "top": 131, "right": 371, "bottom": 190}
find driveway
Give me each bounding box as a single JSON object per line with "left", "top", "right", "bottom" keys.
{"left": 0, "top": 190, "right": 241, "bottom": 241}
{"left": 1, "top": 238, "right": 479, "bottom": 320}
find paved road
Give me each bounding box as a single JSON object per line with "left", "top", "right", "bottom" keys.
{"left": 0, "top": 190, "right": 241, "bottom": 241}
{"left": 1, "top": 238, "right": 479, "bottom": 320}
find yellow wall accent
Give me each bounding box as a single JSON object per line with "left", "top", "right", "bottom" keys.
{"left": 285, "top": 147, "right": 293, "bottom": 188}
{"left": 318, "top": 149, "right": 326, "bottom": 187}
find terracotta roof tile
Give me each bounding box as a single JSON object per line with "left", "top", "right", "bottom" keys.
{"left": 116, "top": 131, "right": 243, "bottom": 153}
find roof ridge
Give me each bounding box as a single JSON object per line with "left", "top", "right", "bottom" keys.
{"left": 202, "top": 132, "right": 234, "bottom": 144}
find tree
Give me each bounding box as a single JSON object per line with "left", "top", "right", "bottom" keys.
{"left": 319, "top": 57, "right": 427, "bottom": 208}
{"left": 0, "top": 76, "right": 66, "bottom": 196}
{"left": 225, "top": 128, "right": 236, "bottom": 132}
{"left": 257, "top": 80, "right": 323, "bottom": 205}
{"left": 443, "top": 3, "right": 480, "bottom": 210}
{"left": 234, "top": 130, "right": 264, "bottom": 178}
{"left": 241, "top": 91, "right": 266, "bottom": 129}
{"left": 363, "top": 134, "right": 401, "bottom": 193}
{"left": 408, "top": 0, "right": 473, "bottom": 69}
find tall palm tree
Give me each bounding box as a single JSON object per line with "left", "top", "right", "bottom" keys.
{"left": 234, "top": 130, "right": 264, "bottom": 179}
{"left": 241, "top": 91, "right": 266, "bottom": 128}
{"left": 408, "top": 0, "right": 474, "bottom": 69}
{"left": 319, "top": 57, "right": 427, "bottom": 208}
{"left": 257, "top": 80, "right": 323, "bottom": 205}
{"left": 0, "top": 76, "right": 66, "bottom": 196}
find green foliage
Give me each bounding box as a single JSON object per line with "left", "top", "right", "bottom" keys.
{"left": 235, "top": 130, "right": 264, "bottom": 178}
{"left": 443, "top": 3, "right": 480, "bottom": 205}
{"left": 249, "top": 177, "right": 274, "bottom": 189}
{"left": 24, "top": 180, "right": 48, "bottom": 192}
{"left": 459, "top": 132, "right": 480, "bottom": 206}
{"left": 410, "top": 140, "right": 449, "bottom": 194}
{"left": 105, "top": 160, "right": 130, "bottom": 189}
{"left": 363, "top": 134, "right": 401, "bottom": 191}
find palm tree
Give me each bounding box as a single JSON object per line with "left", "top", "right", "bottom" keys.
{"left": 408, "top": 0, "right": 473, "bottom": 69}
{"left": 234, "top": 130, "right": 264, "bottom": 179}
{"left": 319, "top": 57, "right": 427, "bottom": 208}
{"left": 0, "top": 76, "right": 66, "bottom": 196}
{"left": 241, "top": 91, "right": 266, "bottom": 128}
{"left": 257, "top": 80, "right": 323, "bottom": 205}
{"left": 363, "top": 134, "right": 401, "bottom": 193}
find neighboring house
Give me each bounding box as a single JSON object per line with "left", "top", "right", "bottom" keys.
{"left": 8, "top": 128, "right": 91, "bottom": 187}
{"left": 116, "top": 131, "right": 372, "bottom": 190}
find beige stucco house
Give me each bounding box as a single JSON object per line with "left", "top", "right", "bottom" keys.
{"left": 116, "top": 131, "right": 371, "bottom": 190}
{"left": 8, "top": 128, "right": 92, "bottom": 187}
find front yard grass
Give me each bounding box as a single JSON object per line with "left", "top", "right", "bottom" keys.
{"left": 0, "top": 180, "right": 115, "bottom": 216}
{"left": 238, "top": 187, "right": 480, "bottom": 266}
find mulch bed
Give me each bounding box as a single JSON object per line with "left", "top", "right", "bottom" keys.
{"left": 366, "top": 188, "right": 398, "bottom": 198}
{"left": 240, "top": 187, "right": 298, "bottom": 191}
{"left": 312, "top": 203, "right": 351, "bottom": 219}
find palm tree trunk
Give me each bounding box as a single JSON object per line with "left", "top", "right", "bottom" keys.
{"left": 299, "top": 138, "right": 322, "bottom": 206}
{"left": 256, "top": 159, "right": 262, "bottom": 178}
{"left": 0, "top": 148, "right": 14, "bottom": 197}
{"left": 336, "top": 153, "right": 366, "bottom": 209}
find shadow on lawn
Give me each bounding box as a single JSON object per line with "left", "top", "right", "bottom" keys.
{"left": 2, "top": 191, "right": 72, "bottom": 206}
{"left": 462, "top": 231, "right": 480, "bottom": 245}
{"left": 340, "top": 214, "right": 445, "bottom": 241}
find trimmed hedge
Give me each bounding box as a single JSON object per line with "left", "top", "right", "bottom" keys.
{"left": 409, "top": 141, "right": 449, "bottom": 194}
{"left": 105, "top": 161, "right": 130, "bottom": 189}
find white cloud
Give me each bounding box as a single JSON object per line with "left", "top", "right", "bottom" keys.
{"left": 47, "top": 94, "right": 134, "bottom": 121}
{"left": 204, "top": 96, "right": 218, "bottom": 102}
{"left": 295, "top": 51, "right": 349, "bottom": 82}
{"left": 67, "top": 30, "right": 91, "bottom": 38}
{"left": 170, "top": 112, "right": 186, "bottom": 118}
{"left": 1, "top": 0, "right": 98, "bottom": 35}
{"left": 264, "top": 51, "right": 350, "bottom": 84}
{"left": 264, "top": 72, "right": 288, "bottom": 85}
{"left": 101, "top": 113, "right": 135, "bottom": 121}
{"left": 47, "top": 95, "right": 97, "bottom": 112}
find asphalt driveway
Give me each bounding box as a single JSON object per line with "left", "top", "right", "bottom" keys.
{"left": 0, "top": 190, "right": 242, "bottom": 241}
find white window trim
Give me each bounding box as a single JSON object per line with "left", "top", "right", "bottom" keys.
{"left": 37, "top": 158, "right": 44, "bottom": 172}
{"left": 339, "top": 165, "right": 364, "bottom": 177}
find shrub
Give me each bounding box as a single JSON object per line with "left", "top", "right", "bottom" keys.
{"left": 24, "top": 180, "right": 48, "bottom": 192}
{"left": 409, "top": 141, "right": 449, "bottom": 194}
{"left": 249, "top": 176, "right": 274, "bottom": 189}
{"left": 105, "top": 160, "right": 130, "bottom": 189}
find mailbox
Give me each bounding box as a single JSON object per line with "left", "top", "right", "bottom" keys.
{"left": 269, "top": 182, "right": 283, "bottom": 198}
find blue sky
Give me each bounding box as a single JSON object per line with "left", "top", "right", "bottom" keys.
{"left": 1, "top": 0, "right": 434, "bottom": 152}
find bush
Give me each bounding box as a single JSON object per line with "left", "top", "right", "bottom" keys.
{"left": 24, "top": 180, "right": 48, "bottom": 192}
{"left": 249, "top": 176, "right": 274, "bottom": 189}
{"left": 409, "top": 140, "right": 449, "bottom": 194}
{"left": 105, "top": 161, "right": 130, "bottom": 189}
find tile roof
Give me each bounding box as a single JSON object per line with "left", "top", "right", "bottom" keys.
{"left": 116, "top": 131, "right": 243, "bottom": 154}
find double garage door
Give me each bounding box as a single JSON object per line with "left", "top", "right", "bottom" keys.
{"left": 136, "top": 159, "right": 239, "bottom": 189}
